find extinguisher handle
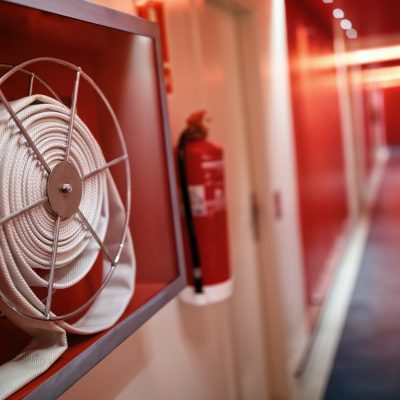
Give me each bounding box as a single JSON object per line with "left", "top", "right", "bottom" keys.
{"left": 177, "top": 130, "right": 204, "bottom": 294}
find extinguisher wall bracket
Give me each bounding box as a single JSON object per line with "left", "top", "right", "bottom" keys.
{"left": 180, "top": 279, "right": 234, "bottom": 306}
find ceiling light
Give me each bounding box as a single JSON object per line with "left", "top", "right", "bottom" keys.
{"left": 323, "top": 0, "right": 334, "bottom": 3}
{"left": 346, "top": 29, "right": 358, "bottom": 39}
{"left": 340, "top": 19, "right": 352, "bottom": 30}
{"left": 333, "top": 8, "right": 344, "bottom": 18}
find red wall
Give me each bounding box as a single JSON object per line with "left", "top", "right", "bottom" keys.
{"left": 362, "top": 88, "right": 374, "bottom": 177}
{"left": 285, "top": 1, "right": 348, "bottom": 310}
{"left": 362, "top": 79, "right": 386, "bottom": 177}
{"left": 384, "top": 86, "right": 400, "bottom": 146}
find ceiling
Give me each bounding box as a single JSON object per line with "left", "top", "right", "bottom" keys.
{"left": 302, "top": 0, "right": 400, "bottom": 45}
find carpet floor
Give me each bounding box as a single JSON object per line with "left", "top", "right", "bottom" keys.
{"left": 324, "top": 149, "right": 400, "bottom": 400}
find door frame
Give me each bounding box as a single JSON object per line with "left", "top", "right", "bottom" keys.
{"left": 195, "top": 0, "right": 307, "bottom": 398}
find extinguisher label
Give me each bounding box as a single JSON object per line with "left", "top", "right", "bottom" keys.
{"left": 188, "top": 185, "right": 207, "bottom": 216}
{"left": 201, "top": 160, "right": 224, "bottom": 169}
{"left": 207, "top": 187, "right": 225, "bottom": 214}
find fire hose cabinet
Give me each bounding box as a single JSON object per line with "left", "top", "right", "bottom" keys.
{"left": 0, "top": 1, "right": 186, "bottom": 398}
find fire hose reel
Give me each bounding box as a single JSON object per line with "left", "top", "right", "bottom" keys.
{"left": 0, "top": 58, "right": 135, "bottom": 398}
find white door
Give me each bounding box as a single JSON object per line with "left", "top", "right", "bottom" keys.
{"left": 200, "top": 2, "right": 269, "bottom": 399}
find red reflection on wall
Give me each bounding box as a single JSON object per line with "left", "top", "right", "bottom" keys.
{"left": 286, "top": 1, "right": 348, "bottom": 325}
{"left": 383, "top": 85, "right": 400, "bottom": 145}
{"left": 362, "top": 88, "right": 374, "bottom": 176}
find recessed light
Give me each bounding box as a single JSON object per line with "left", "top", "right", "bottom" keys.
{"left": 333, "top": 8, "right": 344, "bottom": 18}
{"left": 340, "top": 19, "right": 352, "bottom": 30}
{"left": 323, "top": 0, "right": 333, "bottom": 3}
{"left": 346, "top": 29, "right": 358, "bottom": 39}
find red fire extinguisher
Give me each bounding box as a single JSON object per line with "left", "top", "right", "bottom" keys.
{"left": 177, "top": 111, "right": 232, "bottom": 305}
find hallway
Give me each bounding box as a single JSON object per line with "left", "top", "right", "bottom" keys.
{"left": 324, "top": 148, "right": 400, "bottom": 399}
{"left": 5, "top": 0, "right": 400, "bottom": 398}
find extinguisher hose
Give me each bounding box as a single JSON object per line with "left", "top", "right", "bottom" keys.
{"left": 177, "top": 130, "right": 204, "bottom": 293}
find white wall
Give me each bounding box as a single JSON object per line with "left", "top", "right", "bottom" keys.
{"left": 63, "top": 2, "right": 239, "bottom": 400}
{"left": 62, "top": 300, "right": 239, "bottom": 400}
{"left": 62, "top": 1, "right": 310, "bottom": 399}
{"left": 261, "top": 0, "right": 309, "bottom": 379}
{"left": 230, "top": 0, "right": 309, "bottom": 397}
{"left": 335, "top": 32, "right": 362, "bottom": 223}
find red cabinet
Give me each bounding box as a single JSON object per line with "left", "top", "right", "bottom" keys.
{"left": 0, "top": 1, "right": 185, "bottom": 397}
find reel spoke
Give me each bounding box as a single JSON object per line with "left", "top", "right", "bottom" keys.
{"left": 0, "top": 90, "right": 51, "bottom": 174}
{"left": 82, "top": 154, "right": 127, "bottom": 181}
{"left": 45, "top": 215, "right": 61, "bottom": 319}
{"left": 28, "top": 72, "right": 35, "bottom": 96}
{"left": 65, "top": 68, "right": 81, "bottom": 162}
{"left": 0, "top": 197, "right": 48, "bottom": 226}
{"left": 76, "top": 209, "right": 114, "bottom": 264}
{"left": 0, "top": 64, "right": 62, "bottom": 102}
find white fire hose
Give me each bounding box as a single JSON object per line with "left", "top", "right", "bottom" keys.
{"left": 0, "top": 95, "right": 135, "bottom": 399}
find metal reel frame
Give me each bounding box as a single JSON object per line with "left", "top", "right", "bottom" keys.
{"left": 0, "top": 57, "right": 131, "bottom": 321}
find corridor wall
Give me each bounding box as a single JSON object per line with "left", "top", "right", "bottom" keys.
{"left": 383, "top": 86, "right": 400, "bottom": 146}
{"left": 61, "top": 1, "right": 270, "bottom": 399}
{"left": 61, "top": 0, "right": 312, "bottom": 399}
{"left": 285, "top": 0, "right": 349, "bottom": 323}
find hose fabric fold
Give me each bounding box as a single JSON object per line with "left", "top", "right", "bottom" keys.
{"left": 0, "top": 95, "right": 135, "bottom": 399}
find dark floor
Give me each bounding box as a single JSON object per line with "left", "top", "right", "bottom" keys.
{"left": 325, "top": 149, "right": 400, "bottom": 400}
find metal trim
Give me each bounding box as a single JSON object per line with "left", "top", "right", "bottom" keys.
{"left": 25, "top": 276, "right": 186, "bottom": 400}
{"left": 2, "top": 0, "right": 159, "bottom": 38}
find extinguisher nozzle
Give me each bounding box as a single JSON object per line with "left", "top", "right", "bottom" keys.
{"left": 193, "top": 267, "right": 203, "bottom": 294}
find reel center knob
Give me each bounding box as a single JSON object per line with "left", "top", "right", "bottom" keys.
{"left": 61, "top": 183, "right": 73, "bottom": 193}
{"left": 47, "top": 161, "right": 82, "bottom": 218}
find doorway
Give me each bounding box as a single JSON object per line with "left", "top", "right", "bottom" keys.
{"left": 199, "top": 1, "right": 269, "bottom": 399}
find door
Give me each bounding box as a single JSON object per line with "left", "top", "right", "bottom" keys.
{"left": 200, "top": 2, "right": 269, "bottom": 399}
